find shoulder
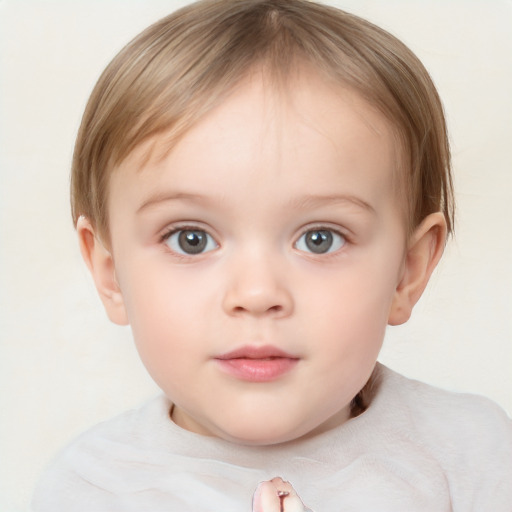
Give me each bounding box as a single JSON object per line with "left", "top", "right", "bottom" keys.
{"left": 31, "top": 395, "right": 172, "bottom": 512}
{"left": 375, "top": 364, "right": 512, "bottom": 507}
{"left": 377, "top": 364, "right": 512, "bottom": 444}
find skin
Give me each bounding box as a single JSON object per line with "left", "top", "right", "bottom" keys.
{"left": 78, "top": 69, "right": 446, "bottom": 446}
{"left": 252, "top": 477, "right": 307, "bottom": 512}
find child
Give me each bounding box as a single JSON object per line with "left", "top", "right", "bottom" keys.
{"left": 32, "top": 0, "right": 512, "bottom": 510}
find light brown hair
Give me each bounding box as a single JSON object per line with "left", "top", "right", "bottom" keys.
{"left": 71, "top": 0, "right": 454, "bottom": 243}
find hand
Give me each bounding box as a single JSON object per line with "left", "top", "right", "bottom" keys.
{"left": 252, "top": 477, "right": 312, "bottom": 512}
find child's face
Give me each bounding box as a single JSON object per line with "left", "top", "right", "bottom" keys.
{"left": 103, "top": 70, "right": 410, "bottom": 445}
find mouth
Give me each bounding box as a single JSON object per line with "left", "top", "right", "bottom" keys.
{"left": 214, "top": 345, "right": 300, "bottom": 382}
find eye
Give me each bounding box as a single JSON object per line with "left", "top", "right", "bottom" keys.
{"left": 295, "top": 229, "right": 346, "bottom": 255}
{"left": 164, "top": 229, "right": 218, "bottom": 255}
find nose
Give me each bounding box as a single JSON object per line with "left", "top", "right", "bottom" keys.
{"left": 221, "top": 252, "right": 294, "bottom": 318}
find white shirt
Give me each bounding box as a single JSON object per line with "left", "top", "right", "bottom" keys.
{"left": 32, "top": 364, "right": 512, "bottom": 511}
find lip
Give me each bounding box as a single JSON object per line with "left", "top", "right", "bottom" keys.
{"left": 214, "top": 345, "right": 299, "bottom": 383}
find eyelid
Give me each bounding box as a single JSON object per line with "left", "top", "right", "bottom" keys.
{"left": 296, "top": 223, "right": 351, "bottom": 241}
{"left": 160, "top": 221, "right": 214, "bottom": 240}
{"left": 160, "top": 223, "right": 220, "bottom": 257}
{"left": 294, "top": 224, "right": 350, "bottom": 255}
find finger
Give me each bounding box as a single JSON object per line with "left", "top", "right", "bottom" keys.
{"left": 252, "top": 477, "right": 310, "bottom": 512}
{"left": 252, "top": 480, "right": 282, "bottom": 512}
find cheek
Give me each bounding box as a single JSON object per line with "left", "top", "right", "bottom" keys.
{"left": 308, "top": 259, "right": 399, "bottom": 327}
{"left": 115, "top": 262, "right": 203, "bottom": 375}
{"left": 119, "top": 256, "right": 208, "bottom": 325}
{"left": 301, "top": 252, "right": 403, "bottom": 361}
{"left": 306, "top": 267, "right": 397, "bottom": 401}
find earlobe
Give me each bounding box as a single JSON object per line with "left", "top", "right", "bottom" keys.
{"left": 76, "top": 216, "right": 129, "bottom": 326}
{"left": 388, "top": 212, "right": 447, "bottom": 326}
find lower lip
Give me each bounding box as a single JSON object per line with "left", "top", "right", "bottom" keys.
{"left": 215, "top": 358, "right": 299, "bottom": 382}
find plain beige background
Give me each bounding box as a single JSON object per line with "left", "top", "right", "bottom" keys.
{"left": 1, "top": 1, "right": 511, "bottom": 510}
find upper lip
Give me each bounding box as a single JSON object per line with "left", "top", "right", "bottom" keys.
{"left": 215, "top": 345, "right": 298, "bottom": 360}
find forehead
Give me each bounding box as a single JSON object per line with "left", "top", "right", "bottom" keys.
{"left": 109, "top": 70, "right": 403, "bottom": 221}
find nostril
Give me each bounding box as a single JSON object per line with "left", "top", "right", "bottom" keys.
{"left": 232, "top": 304, "right": 283, "bottom": 315}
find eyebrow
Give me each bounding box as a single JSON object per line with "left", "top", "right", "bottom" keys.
{"left": 136, "top": 191, "right": 375, "bottom": 215}
{"left": 136, "top": 192, "right": 212, "bottom": 213}
{"left": 288, "top": 194, "right": 376, "bottom": 215}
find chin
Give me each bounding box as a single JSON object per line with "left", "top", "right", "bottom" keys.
{"left": 215, "top": 416, "right": 310, "bottom": 446}
{"left": 224, "top": 431, "right": 296, "bottom": 447}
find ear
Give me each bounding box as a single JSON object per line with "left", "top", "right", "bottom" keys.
{"left": 77, "top": 216, "right": 129, "bottom": 326}
{"left": 388, "top": 212, "right": 447, "bottom": 326}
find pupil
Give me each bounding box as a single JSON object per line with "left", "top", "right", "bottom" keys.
{"left": 306, "top": 230, "right": 332, "bottom": 254}
{"left": 178, "top": 230, "right": 207, "bottom": 254}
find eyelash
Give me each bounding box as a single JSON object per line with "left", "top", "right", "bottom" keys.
{"left": 160, "top": 224, "right": 219, "bottom": 257}
{"left": 294, "top": 225, "right": 349, "bottom": 256}
{"left": 159, "top": 224, "right": 350, "bottom": 257}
